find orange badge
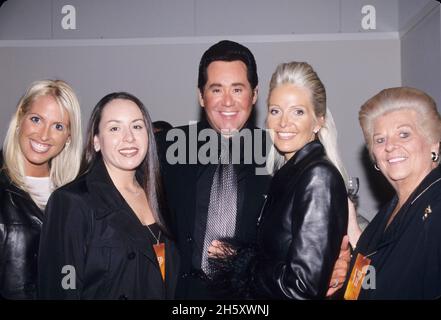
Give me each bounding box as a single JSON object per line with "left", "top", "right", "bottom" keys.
{"left": 153, "top": 243, "right": 166, "bottom": 281}
{"left": 344, "top": 253, "right": 371, "bottom": 300}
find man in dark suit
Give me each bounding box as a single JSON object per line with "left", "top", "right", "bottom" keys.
{"left": 157, "top": 40, "right": 270, "bottom": 299}
{"left": 157, "top": 40, "right": 349, "bottom": 299}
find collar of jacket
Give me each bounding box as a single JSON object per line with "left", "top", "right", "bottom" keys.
{"left": 82, "top": 158, "right": 173, "bottom": 278}
{"left": 283, "top": 139, "right": 325, "bottom": 169}
{"left": 408, "top": 166, "right": 441, "bottom": 205}
{"left": 0, "top": 165, "right": 40, "bottom": 203}
{"left": 84, "top": 157, "right": 130, "bottom": 220}
{"left": 360, "top": 165, "right": 441, "bottom": 257}
{"left": 386, "top": 165, "right": 441, "bottom": 212}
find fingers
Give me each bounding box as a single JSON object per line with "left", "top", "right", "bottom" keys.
{"left": 340, "top": 235, "right": 350, "bottom": 251}
{"left": 327, "top": 238, "right": 351, "bottom": 297}
{"left": 207, "top": 240, "right": 235, "bottom": 258}
{"left": 326, "top": 287, "right": 338, "bottom": 297}
{"left": 339, "top": 236, "right": 351, "bottom": 263}
{"left": 326, "top": 281, "right": 344, "bottom": 297}
{"left": 334, "top": 258, "right": 348, "bottom": 271}
{"left": 207, "top": 243, "right": 223, "bottom": 257}
{"left": 326, "top": 269, "right": 347, "bottom": 297}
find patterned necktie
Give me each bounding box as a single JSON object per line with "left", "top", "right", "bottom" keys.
{"left": 201, "top": 147, "right": 238, "bottom": 275}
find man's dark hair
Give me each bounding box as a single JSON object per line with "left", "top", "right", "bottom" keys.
{"left": 197, "top": 40, "right": 258, "bottom": 94}
{"left": 153, "top": 120, "right": 173, "bottom": 133}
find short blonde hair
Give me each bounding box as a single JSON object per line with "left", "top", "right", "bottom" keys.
{"left": 359, "top": 87, "right": 441, "bottom": 159}
{"left": 2, "top": 80, "right": 83, "bottom": 190}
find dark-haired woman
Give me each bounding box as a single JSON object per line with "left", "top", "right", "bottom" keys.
{"left": 38, "top": 92, "right": 179, "bottom": 299}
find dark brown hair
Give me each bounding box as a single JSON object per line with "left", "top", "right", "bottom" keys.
{"left": 81, "top": 92, "right": 170, "bottom": 235}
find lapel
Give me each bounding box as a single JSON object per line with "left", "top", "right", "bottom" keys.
{"left": 164, "top": 236, "right": 179, "bottom": 297}
{"left": 361, "top": 167, "right": 441, "bottom": 258}
{"left": 0, "top": 170, "right": 44, "bottom": 223}
{"left": 85, "top": 159, "right": 159, "bottom": 267}
{"left": 383, "top": 167, "right": 441, "bottom": 242}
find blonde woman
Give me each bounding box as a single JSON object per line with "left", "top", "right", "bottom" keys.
{"left": 0, "top": 80, "right": 82, "bottom": 299}
{"left": 345, "top": 87, "right": 441, "bottom": 299}
{"left": 209, "top": 62, "right": 349, "bottom": 299}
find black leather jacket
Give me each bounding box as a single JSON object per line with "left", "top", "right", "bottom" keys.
{"left": 251, "top": 140, "right": 348, "bottom": 299}
{"left": 0, "top": 169, "right": 43, "bottom": 299}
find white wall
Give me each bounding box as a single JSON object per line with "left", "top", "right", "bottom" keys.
{"left": 0, "top": 34, "right": 401, "bottom": 220}
{"left": 2, "top": 0, "right": 440, "bottom": 221}
{"left": 401, "top": 3, "right": 441, "bottom": 109}
{"left": 0, "top": 0, "right": 401, "bottom": 40}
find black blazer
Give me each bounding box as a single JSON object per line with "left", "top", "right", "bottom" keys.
{"left": 157, "top": 121, "right": 271, "bottom": 299}
{"left": 0, "top": 167, "right": 43, "bottom": 299}
{"left": 38, "top": 159, "right": 179, "bottom": 300}
{"left": 251, "top": 140, "right": 348, "bottom": 299}
{"left": 349, "top": 166, "right": 441, "bottom": 299}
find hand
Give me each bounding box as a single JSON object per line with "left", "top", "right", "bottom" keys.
{"left": 326, "top": 235, "right": 350, "bottom": 297}
{"left": 207, "top": 240, "right": 236, "bottom": 259}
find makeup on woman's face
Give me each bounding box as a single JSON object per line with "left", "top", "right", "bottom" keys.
{"left": 94, "top": 99, "right": 148, "bottom": 174}
{"left": 267, "top": 84, "right": 321, "bottom": 161}
{"left": 19, "top": 94, "right": 70, "bottom": 177}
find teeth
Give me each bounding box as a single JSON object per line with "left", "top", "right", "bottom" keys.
{"left": 277, "top": 132, "right": 296, "bottom": 139}
{"left": 220, "top": 112, "right": 237, "bottom": 116}
{"left": 119, "top": 149, "right": 138, "bottom": 157}
{"left": 388, "top": 157, "right": 406, "bottom": 163}
{"left": 30, "top": 140, "right": 50, "bottom": 153}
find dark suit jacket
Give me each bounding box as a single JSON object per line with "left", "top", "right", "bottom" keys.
{"left": 38, "top": 158, "right": 179, "bottom": 300}
{"left": 156, "top": 121, "right": 271, "bottom": 299}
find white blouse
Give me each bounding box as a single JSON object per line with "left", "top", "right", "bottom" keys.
{"left": 24, "top": 176, "right": 54, "bottom": 210}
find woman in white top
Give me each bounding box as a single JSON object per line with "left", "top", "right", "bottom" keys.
{"left": 0, "top": 79, "right": 82, "bottom": 299}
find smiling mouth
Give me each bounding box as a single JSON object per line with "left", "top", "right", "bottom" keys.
{"left": 387, "top": 157, "right": 407, "bottom": 164}
{"left": 219, "top": 111, "right": 238, "bottom": 117}
{"left": 277, "top": 132, "right": 297, "bottom": 140}
{"left": 30, "top": 140, "right": 51, "bottom": 153}
{"left": 119, "top": 148, "right": 139, "bottom": 157}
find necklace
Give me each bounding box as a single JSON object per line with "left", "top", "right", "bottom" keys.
{"left": 145, "top": 224, "right": 161, "bottom": 245}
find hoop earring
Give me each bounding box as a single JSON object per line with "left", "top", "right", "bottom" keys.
{"left": 374, "top": 163, "right": 380, "bottom": 171}
{"left": 432, "top": 152, "right": 439, "bottom": 162}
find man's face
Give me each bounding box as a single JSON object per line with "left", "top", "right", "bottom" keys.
{"left": 199, "top": 60, "right": 257, "bottom": 134}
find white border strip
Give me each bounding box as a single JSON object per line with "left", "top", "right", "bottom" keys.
{"left": 0, "top": 32, "right": 400, "bottom": 47}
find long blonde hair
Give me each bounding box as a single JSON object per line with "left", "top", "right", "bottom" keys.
{"left": 2, "top": 79, "right": 82, "bottom": 191}
{"left": 266, "top": 62, "right": 348, "bottom": 184}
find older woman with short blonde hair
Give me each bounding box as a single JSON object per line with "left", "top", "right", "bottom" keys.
{"left": 345, "top": 87, "right": 441, "bottom": 300}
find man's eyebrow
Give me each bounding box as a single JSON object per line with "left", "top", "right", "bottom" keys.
{"left": 207, "top": 83, "right": 222, "bottom": 89}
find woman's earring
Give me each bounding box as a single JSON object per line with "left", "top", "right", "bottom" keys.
{"left": 432, "top": 152, "right": 439, "bottom": 162}
{"left": 94, "top": 144, "right": 99, "bottom": 152}
{"left": 374, "top": 163, "right": 380, "bottom": 171}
